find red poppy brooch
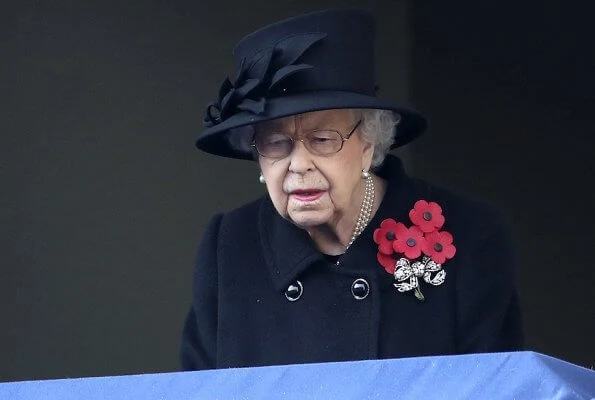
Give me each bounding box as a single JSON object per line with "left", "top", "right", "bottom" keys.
{"left": 373, "top": 200, "right": 456, "bottom": 301}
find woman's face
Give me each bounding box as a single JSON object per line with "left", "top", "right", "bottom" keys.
{"left": 256, "top": 109, "right": 374, "bottom": 230}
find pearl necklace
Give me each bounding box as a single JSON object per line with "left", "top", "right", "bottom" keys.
{"left": 346, "top": 174, "right": 375, "bottom": 250}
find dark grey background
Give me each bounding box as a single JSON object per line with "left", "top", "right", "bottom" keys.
{"left": 1, "top": 0, "right": 593, "bottom": 382}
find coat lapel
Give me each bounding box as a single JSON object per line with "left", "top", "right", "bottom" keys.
{"left": 258, "top": 196, "right": 324, "bottom": 291}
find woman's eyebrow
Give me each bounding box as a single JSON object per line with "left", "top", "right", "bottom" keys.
{"left": 296, "top": 117, "right": 335, "bottom": 131}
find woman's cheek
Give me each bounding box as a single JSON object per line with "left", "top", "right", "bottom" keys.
{"left": 267, "top": 184, "right": 289, "bottom": 218}
{"left": 328, "top": 186, "right": 347, "bottom": 212}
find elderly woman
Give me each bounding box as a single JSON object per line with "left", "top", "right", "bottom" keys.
{"left": 180, "top": 9, "right": 523, "bottom": 370}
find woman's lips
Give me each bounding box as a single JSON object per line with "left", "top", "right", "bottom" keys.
{"left": 290, "top": 190, "right": 324, "bottom": 202}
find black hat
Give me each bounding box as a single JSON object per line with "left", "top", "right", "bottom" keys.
{"left": 196, "top": 8, "right": 427, "bottom": 160}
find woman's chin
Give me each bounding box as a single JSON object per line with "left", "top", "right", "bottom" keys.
{"left": 287, "top": 209, "right": 332, "bottom": 228}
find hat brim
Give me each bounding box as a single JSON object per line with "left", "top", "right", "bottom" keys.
{"left": 196, "top": 91, "right": 427, "bottom": 160}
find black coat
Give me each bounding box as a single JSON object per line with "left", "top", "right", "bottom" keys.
{"left": 180, "top": 156, "right": 524, "bottom": 370}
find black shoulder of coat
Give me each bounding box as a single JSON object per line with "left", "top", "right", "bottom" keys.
{"left": 221, "top": 196, "right": 266, "bottom": 222}
{"left": 408, "top": 176, "right": 508, "bottom": 231}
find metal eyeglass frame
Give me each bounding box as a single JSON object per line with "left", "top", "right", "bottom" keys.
{"left": 251, "top": 119, "right": 362, "bottom": 158}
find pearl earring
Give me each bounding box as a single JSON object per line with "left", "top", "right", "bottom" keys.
{"left": 361, "top": 169, "right": 370, "bottom": 179}
{"left": 259, "top": 173, "right": 266, "bottom": 184}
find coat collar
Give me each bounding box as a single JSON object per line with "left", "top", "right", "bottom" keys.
{"left": 258, "top": 155, "right": 419, "bottom": 291}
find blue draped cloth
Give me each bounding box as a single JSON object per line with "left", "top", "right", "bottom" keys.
{"left": 1, "top": 351, "right": 593, "bottom": 399}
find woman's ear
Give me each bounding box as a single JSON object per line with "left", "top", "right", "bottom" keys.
{"left": 350, "top": 109, "right": 373, "bottom": 170}
{"left": 361, "top": 139, "right": 375, "bottom": 172}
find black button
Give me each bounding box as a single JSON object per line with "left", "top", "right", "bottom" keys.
{"left": 285, "top": 281, "right": 303, "bottom": 302}
{"left": 406, "top": 238, "right": 416, "bottom": 247}
{"left": 351, "top": 278, "right": 369, "bottom": 300}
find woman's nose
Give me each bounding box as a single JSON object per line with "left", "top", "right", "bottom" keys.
{"left": 288, "top": 139, "right": 315, "bottom": 174}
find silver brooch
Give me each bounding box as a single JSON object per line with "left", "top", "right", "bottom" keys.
{"left": 393, "top": 256, "right": 446, "bottom": 301}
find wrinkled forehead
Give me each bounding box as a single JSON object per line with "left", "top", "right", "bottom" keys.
{"left": 255, "top": 109, "right": 358, "bottom": 133}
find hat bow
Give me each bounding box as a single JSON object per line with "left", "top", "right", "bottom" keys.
{"left": 204, "top": 32, "right": 327, "bottom": 127}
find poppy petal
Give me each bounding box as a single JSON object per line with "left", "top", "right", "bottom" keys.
{"left": 440, "top": 231, "right": 454, "bottom": 244}
{"left": 379, "top": 241, "right": 393, "bottom": 255}
{"left": 434, "top": 214, "right": 445, "bottom": 229}
{"left": 394, "top": 222, "right": 408, "bottom": 236}
{"left": 429, "top": 201, "right": 442, "bottom": 215}
{"left": 414, "top": 199, "right": 428, "bottom": 209}
{"left": 444, "top": 244, "right": 456, "bottom": 259}
{"left": 377, "top": 253, "right": 396, "bottom": 274}
{"left": 405, "top": 246, "right": 422, "bottom": 259}
{"left": 393, "top": 239, "right": 406, "bottom": 254}
{"left": 373, "top": 228, "right": 383, "bottom": 244}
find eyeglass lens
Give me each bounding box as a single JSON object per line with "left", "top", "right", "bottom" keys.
{"left": 254, "top": 130, "right": 344, "bottom": 158}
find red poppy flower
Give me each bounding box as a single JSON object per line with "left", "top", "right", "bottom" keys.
{"left": 409, "top": 200, "right": 445, "bottom": 233}
{"left": 392, "top": 224, "right": 425, "bottom": 259}
{"left": 423, "top": 230, "right": 456, "bottom": 264}
{"left": 377, "top": 252, "right": 398, "bottom": 274}
{"left": 373, "top": 218, "right": 400, "bottom": 255}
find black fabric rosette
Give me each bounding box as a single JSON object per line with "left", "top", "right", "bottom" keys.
{"left": 203, "top": 32, "right": 327, "bottom": 127}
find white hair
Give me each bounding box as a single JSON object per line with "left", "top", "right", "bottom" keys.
{"left": 357, "top": 109, "right": 401, "bottom": 168}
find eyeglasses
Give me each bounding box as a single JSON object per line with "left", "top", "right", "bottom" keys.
{"left": 251, "top": 119, "right": 362, "bottom": 159}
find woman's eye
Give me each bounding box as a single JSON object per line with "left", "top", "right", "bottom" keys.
{"left": 262, "top": 134, "right": 290, "bottom": 146}
{"left": 268, "top": 138, "right": 290, "bottom": 146}
{"left": 310, "top": 131, "right": 338, "bottom": 142}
